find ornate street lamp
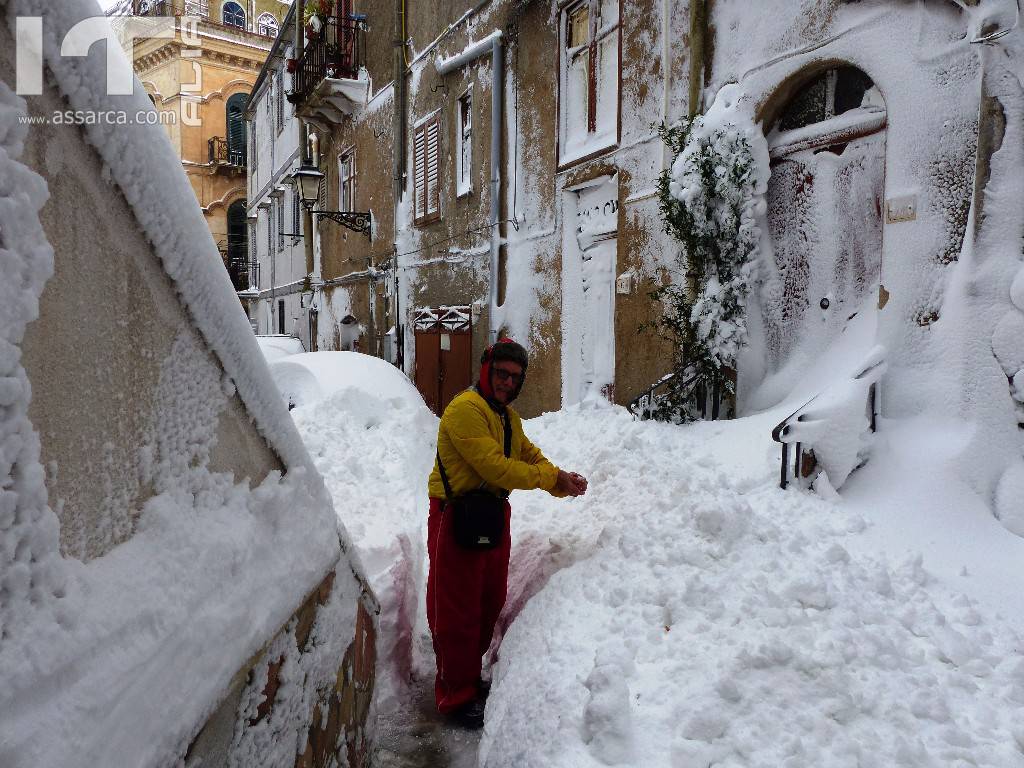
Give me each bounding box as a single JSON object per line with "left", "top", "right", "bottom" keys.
{"left": 289, "top": 161, "right": 372, "bottom": 237}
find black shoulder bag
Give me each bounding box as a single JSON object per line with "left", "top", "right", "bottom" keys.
{"left": 436, "top": 410, "right": 512, "bottom": 550}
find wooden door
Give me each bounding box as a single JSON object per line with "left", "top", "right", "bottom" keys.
{"left": 414, "top": 306, "right": 473, "bottom": 416}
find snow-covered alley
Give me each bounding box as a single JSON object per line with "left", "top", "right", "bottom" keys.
{"left": 7, "top": 0, "right": 1024, "bottom": 765}
{"left": 291, "top": 355, "right": 1024, "bottom": 768}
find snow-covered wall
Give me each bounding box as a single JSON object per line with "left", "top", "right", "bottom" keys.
{"left": 705, "top": 0, "right": 1024, "bottom": 514}
{"left": 0, "top": 2, "right": 375, "bottom": 765}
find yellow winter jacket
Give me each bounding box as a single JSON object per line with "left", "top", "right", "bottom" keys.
{"left": 427, "top": 388, "right": 563, "bottom": 499}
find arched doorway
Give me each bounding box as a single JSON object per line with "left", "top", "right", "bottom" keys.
{"left": 226, "top": 199, "right": 248, "bottom": 292}
{"left": 226, "top": 93, "right": 247, "bottom": 167}
{"left": 759, "top": 66, "right": 887, "bottom": 398}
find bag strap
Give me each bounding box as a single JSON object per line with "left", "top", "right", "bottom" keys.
{"left": 436, "top": 449, "right": 455, "bottom": 501}
{"left": 436, "top": 409, "right": 513, "bottom": 500}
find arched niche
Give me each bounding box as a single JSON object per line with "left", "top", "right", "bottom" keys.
{"left": 754, "top": 63, "right": 888, "bottom": 402}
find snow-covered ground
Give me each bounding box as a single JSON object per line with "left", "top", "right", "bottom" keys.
{"left": 290, "top": 355, "right": 1024, "bottom": 768}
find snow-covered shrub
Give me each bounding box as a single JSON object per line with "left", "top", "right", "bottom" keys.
{"left": 648, "top": 86, "right": 768, "bottom": 421}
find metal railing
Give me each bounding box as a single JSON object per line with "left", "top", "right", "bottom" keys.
{"left": 226, "top": 257, "right": 259, "bottom": 293}
{"left": 208, "top": 136, "right": 245, "bottom": 169}
{"left": 290, "top": 14, "right": 365, "bottom": 105}
{"left": 772, "top": 349, "right": 885, "bottom": 490}
{"left": 135, "top": 0, "right": 209, "bottom": 18}
{"left": 627, "top": 367, "right": 727, "bottom": 422}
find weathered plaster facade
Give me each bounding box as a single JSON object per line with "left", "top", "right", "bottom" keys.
{"left": 287, "top": 0, "right": 692, "bottom": 417}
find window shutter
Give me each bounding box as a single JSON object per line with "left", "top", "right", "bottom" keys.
{"left": 426, "top": 117, "right": 440, "bottom": 216}
{"left": 277, "top": 198, "right": 284, "bottom": 249}
{"left": 413, "top": 124, "right": 427, "bottom": 221}
{"left": 276, "top": 71, "right": 285, "bottom": 132}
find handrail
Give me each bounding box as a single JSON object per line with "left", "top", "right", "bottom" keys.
{"left": 627, "top": 366, "right": 726, "bottom": 422}
{"left": 772, "top": 348, "right": 886, "bottom": 490}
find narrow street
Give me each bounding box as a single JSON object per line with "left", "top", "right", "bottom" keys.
{"left": 5, "top": 2, "right": 1024, "bottom": 767}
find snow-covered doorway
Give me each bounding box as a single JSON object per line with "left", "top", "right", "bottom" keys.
{"left": 756, "top": 66, "right": 887, "bottom": 406}
{"left": 561, "top": 175, "right": 618, "bottom": 406}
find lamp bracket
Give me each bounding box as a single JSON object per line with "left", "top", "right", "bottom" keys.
{"left": 313, "top": 210, "right": 372, "bottom": 237}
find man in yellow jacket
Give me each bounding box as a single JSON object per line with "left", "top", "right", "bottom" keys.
{"left": 426, "top": 338, "right": 587, "bottom": 729}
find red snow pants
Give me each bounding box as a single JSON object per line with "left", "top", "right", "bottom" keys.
{"left": 426, "top": 497, "right": 511, "bottom": 714}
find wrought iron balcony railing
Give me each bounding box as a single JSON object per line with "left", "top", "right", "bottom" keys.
{"left": 209, "top": 137, "right": 245, "bottom": 169}
{"left": 226, "top": 257, "right": 259, "bottom": 293}
{"left": 134, "top": 0, "right": 209, "bottom": 18}
{"left": 289, "top": 14, "right": 365, "bottom": 106}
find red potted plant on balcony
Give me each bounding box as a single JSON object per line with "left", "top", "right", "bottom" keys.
{"left": 303, "top": 0, "right": 333, "bottom": 41}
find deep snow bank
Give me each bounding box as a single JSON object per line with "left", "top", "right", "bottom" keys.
{"left": 480, "top": 407, "right": 1024, "bottom": 768}
{"left": 288, "top": 357, "right": 438, "bottom": 712}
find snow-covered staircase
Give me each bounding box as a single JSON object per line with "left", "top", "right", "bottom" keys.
{"left": 772, "top": 346, "right": 886, "bottom": 491}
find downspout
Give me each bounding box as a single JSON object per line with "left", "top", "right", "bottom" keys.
{"left": 435, "top": 31, "right": 503, "bottom": 343}
{"left": 688, "top": 0, "right": 706, "bottom": 119}
{"left": 488, "top": 35, "right": 503, "bottom": 344}
{"left": 393, "top": 0, "right": 408, "bottom": 367}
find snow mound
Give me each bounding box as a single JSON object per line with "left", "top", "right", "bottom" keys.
{"left": 289, "top": 366, "right": 438, "bottom": 713}
{"left": 256, "top": 335, "right": 306, "bottom": 362}
{"left": 269, "top": 351, "right": 423, "bottom": 409}
{"left": 480, "top": 408, "right": 1024, "bottom": 768}
{"left": 995, "top": 459, "right": 1024, "bottom": 537}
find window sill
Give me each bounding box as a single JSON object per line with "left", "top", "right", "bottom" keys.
{"left": 456, "top": 186, "right": 473, "bottom": 200}
{"left": 413, "top": 214, "right": 442, "bottom": 227}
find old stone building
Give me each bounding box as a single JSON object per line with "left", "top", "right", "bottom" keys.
{"left": 110, "top": 0, "right": 284, "bottom": 296}
{"left": 274, "top": 0, "right": 1024, "bottom": 521}
{"left": 279, "top": 0, "right": 690, "bottom": 417}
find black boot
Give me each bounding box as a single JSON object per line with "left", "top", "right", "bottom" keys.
{"left": 450, "top": 698, "right": 486, "bottom": 730}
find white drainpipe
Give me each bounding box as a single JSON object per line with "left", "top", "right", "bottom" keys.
{"left": 436, "top": 31, "right": 503, "bottom": 343}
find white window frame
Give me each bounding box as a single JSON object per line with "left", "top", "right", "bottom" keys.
{"left": 558, "top": 0, "right": 620, "bottom": 168}
{"left": 338, "top": 150, "right": 355, "bottom": 213}
{"left": 257, "top": 12, "right": 278, "bottom": 37}
{"left": 456, "top": 87, "right": 473, "bottom": 198}
{"left": 413, "top": 110, "right": 441, "bottom": 225}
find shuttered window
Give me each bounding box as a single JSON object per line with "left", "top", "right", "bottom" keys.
{"left": 277, "top": 197, "right": 285, "bottom": 250}
{"left": 413, "top": 113, "right": 441, "bottom": 225}
{"left": 226, "top": 93, "right": 247, "bottom": 166}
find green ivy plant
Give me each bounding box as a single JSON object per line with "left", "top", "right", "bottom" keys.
{"left": 644, "top": 117, "right": 762, "bottom": 422}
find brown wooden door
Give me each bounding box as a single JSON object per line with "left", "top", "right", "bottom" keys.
{"left": 413, "top": 306, "right": 473, "bottom": 416}
{"left": 414, "top": 329, "right": 441, "bottom": 415}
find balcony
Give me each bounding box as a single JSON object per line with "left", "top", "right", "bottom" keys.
{"left": 208, "top": 137, "right": 246, "bottom": 173}
{"left": 134, "top": 0, "right": 210, "bottom": 18}
{"left": 232, "top": 259, "right": 260, "bottom": 296}
{"left": 288, "top": 13, "right": 368, "bottom": 127}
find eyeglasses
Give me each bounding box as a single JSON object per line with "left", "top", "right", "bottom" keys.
{"left": 492, "top": 367, "right": 523, "bottom": 385}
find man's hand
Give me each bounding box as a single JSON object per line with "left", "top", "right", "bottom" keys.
{"left": 556, "top": 469, "right": 588, "bottom": 497}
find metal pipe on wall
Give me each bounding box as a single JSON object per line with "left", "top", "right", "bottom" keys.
{"left": 488, "top": 34, "right": 504, "bottom": 344}
{"left": 435, "top": 31, "right": 504, "bottom": 344}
